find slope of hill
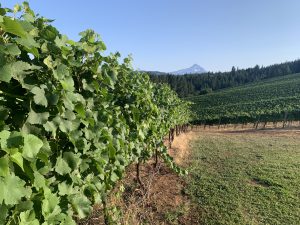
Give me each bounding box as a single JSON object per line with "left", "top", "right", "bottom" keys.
{"left": 188, "top": 73, "right": 300, "bottom": 124}
{"left": 150, "top": 59, "right": 300, "bottom": 97}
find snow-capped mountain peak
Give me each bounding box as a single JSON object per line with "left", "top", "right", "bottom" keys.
{"left": 170, "top": 64, "right": 206, "bottom": 75}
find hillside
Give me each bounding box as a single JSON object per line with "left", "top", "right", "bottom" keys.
{"left": 188, "top": 73, "right": 300, "bottom": 124}
{"left": 150, "top": 60, "right": 300, "bottom": 97}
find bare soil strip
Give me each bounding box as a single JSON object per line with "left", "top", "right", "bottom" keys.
{"left": 80, "top": 131, "right": 197, "bottom": 225}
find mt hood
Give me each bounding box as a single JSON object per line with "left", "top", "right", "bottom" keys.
{"left": 170, "top": 64, "right": 206, "bottom": 75}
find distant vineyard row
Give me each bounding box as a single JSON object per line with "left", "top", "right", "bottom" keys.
{"left": 0, "top": 3, "right": 191, "bottom": 224}
{"left": 188, "top": 73, "right": 300, "bottom": 125}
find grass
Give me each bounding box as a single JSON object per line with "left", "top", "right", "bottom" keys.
{"left": 186, "top": 130, "right": 300, "bottom": 225}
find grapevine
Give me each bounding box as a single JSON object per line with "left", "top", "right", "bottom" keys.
{"left": 188, "top": 73, "right": 300, "bottom": 126}
{"left": 0, "top": 2, "right": 192, "bottom": 224}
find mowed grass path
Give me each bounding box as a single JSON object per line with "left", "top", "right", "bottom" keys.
{"left": 187, "top": 129, "right": 300, "bottom": 225}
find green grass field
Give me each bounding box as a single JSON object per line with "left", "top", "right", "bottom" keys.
{"left": 187, "top": 130, "right": 300, "bottom": 225}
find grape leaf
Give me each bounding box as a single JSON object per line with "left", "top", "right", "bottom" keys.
{"left": 58, "top": 182, "right": 73, "bottom": 196}
{"left": 10, "top": 151, "right": 24, "bottom": 171}
{"left": 0, "top": 61, "right": 35, "bottom": 83}
{"left": 0, "top": 204, "right": 8, "bottom": 224}
{"left": 0, "top": 174, "right": 31, "bottom": 205}
{"left": 70, "top": 194, "right": 92, "bottom": 219}
{"left": 27, "top": 110, "right": 49, "bottom": 125}
{"left": 0, "top": 17, "right": 27, "bottom": 38}
{"left": 4, "top": 43, "right": 21, "bottom": 56}
{"left": 0, "top": 130, "right": 10, "bottom": 150}
{"left": 63, "top": 152, "right": 80, "bottom": 170}
{"left": 53, "top": 64, "right": 69, "bottom": 80}
{"left": 0, "top": 157, "right": 9, "bottom": 177}
{"left": 19, "top": 210, "right": 39, "bottom": 225}
{"left": 42, "top": 191, "right": 61, "bottom": 222}
{"left": 31, "top": 86, "right": 48, "bottom": 107}
{"left": 22, "top": 134, "right": 43, "bottom": 161}
{"left": 33, "top": 171, "right": 46, "bottom": 189}
{"left": 55, "top": 157, "right": 71, "bottom": 175}
{"left": 60, "top": 76, "right": 75, "bottom": 91}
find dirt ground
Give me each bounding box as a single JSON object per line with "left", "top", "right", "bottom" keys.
{"left": 79, "top": 131, "right": 198, "bottom": 225}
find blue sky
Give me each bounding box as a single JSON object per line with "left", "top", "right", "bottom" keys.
{"left": 2, "top": 0, "right": 300, "bottom": 72}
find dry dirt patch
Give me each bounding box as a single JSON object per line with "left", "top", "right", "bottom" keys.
{"left": 168, "top": 131, "right": 197, "bottom": 166}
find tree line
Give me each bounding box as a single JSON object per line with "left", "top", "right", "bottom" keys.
{"left": 149, "top": 60, "right": 300, "bottom": 97}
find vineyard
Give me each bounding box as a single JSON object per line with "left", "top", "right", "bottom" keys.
{"left": 0, "top": 3, "right": 191, "bottom": 224}
{"left": 188, "top": 73, "right": 300, "bottom": 126}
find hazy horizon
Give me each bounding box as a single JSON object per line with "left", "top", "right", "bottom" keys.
{"left": 1, "top": 0, "right": 300, "bottom": 72}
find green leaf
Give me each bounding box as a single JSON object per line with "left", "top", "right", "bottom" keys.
{"left": 23, "top": 13, "right": 35, "bottom": 23}
{"left": 61, "top": 214, "right": 76, "bottom": 225}
{"left": 59, "top": 119, "right": 73, "bottom": 133}
{"left": 42, "top": 191, "right": 62, "bottom": 222}
{"left": 27, "top": 110, "right": 49, "bottom": 125}
{"left": 0, "top": 64, "right": 12, "bottom": 82}
{"left": 54, "top": 35, "right": 69, "bottom": 49}
{"left": 43, "top": 55, "right": 54, "bottom": 69}
{"left": 58, "top": 182, "right": 73, "bottom": 196}
{"left": 13, "top": 4, "right": 21, "bottom": 13}
{"left": 33, "top": 171, "right": 46, "bottom": 189}
{"left": 0, "top": 130, "right": 10, "bottom": 150}
{"left": 55, "top": 157, "right": 71, "bottom": 175}
{"left": 70, "top": 194, "right": 92, "bottom": 219}
{"left": 0, "top": 174, "right": 31, "bottom": 205}
{"left": 31, "top": 86, "right": 48, "bottom": 107}
{"left": 0, "top": 17, "right": 27, "bottom": 38}
{"left": 62, "top": 110, "right": 76, "bottom": 121}
{"left": 7, "top": 131, "right": 23, "bottom": 148}
{"left": 22, "top": 134, "right": 43, "bottom": 161}
{"left": 0, "top": 157, "right": 9, "bottom": 177}
{"left": 40, "top": 25, "right": 58, "bottom": 41}
{"left": 43, "top": 121, "right": 58, "bottom": 138}
{"left": 60, "top": 76, "right": 75, "bottom": 91}
{"left": 19, "top": 20, "right": 35, "bottom": 32}
{"left": 63, "top": 152, "right": 80, "bottom": 170}
{"left": 19, "top": 210, "right": 39, "bottom": 225}
{"left": 10, "top": 151, "right": 24, "bottom": 170}
{"left": 53, "top": 64, "right": 69, "bottom": 80}
{"left": 75, "top": 104, "right": 85, "bottom": 118}
{"left": 16, "top": 200, "right": 33, "bottom": 212}
{"left": 110, "top": 171, "right": 119, "bottom": 182}
{"left": 15, "top": 35, "right": 40, "bottom": 57}
{"left": 0, "top": 204, "right": 8, "bottom": 224}
{"left": 16, "top": 35, "right": 39, "bottom": 48}
{"left": 0, "top": 61, "right": 36, "bottom": 83}
{"left": 4, "top": 43, "right": 21, "bottom": 56}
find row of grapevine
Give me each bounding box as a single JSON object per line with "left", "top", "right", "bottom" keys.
{"left": 0, "top": 3, "right": 192, "bottom": 224}
{"left": 188, "top": 72, "right": 300, "bottom": 125}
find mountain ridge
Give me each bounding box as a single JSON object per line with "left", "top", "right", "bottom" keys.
{"left": 139, "top": 64, "right": 206, "bottom": 76}
{"left": 170, "top": 64, "right": 206, "bottom": 75}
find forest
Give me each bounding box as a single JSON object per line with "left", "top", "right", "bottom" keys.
{"left": 150, "top": 60, "right": 300, "bottom": 97}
